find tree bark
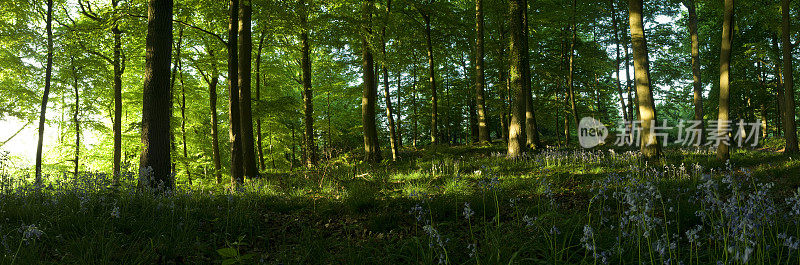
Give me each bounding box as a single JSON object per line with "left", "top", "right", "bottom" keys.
{"left": 362, "top": 0, "right": 382, "bottom": 162}
{"left": 228, "top": 0, "right": 243, "bottom": 185}
{"left": 299, "top": 0, "right": 318, "bottom": 166}
{"left": 628, "top": 0, "right": 662, "bottom": 159}
{"left": 684, "top": 0, "right": 704, "bottom": 145}
{"left": 782, "top": 0, "right": 799, "bottom": 153}
{"left": 507, "top": 0, "right": 528, "bottom": 158}
{"left": 207, "top": 48, "right": 223, "bottom": 184}
{"left": 255, "top": 32, "right": 266, "bottom": 170}
{"left": 112, "top": 0, "right": 124, "bottom": 187}
{"left": 139, "top": 0, "right": 174, "bottom": 189}
{"left": 423, "top": 12, "right": 438, "bottom": 145}
{"left": 567, "top": 0, "right": 579, "bottom": 143}
{"left": 34, "top": 0, "right": 54, "bottom": 185}
{"left": 475, "top": 0, "right": 490, "bottom": 144}
{"left": 522, "top": 1, "right": 540, "bottom": 149}
{"left": 178, "top": 49, "right": 192, "bottom": 185}
{"left": 717, "top": 0, "right": 733, "bottom": 160}
{"left": 611, "top": 0, "right": 629, "bottom": 122}
{"left": 71, "top": 57, "right": 80, "bottom": 178}
{"left": 381, "top": 0, "right": 399, "bottom": 160}
{"left": 396, "top": 72, "right": 403, "bottom": 147}
{"left": 239, "top": 0, "right": 258, "bottom": 177}
{"left": 773, "top": 36, "right": 785, "bottom": 137}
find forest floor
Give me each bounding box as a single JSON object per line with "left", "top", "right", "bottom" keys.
{"left": 2, "top": 141, "right": 800, "bottom": 264}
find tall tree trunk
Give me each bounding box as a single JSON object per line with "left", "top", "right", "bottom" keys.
{"left": 611, "top": 0, "right": 629, "bottom": 122}
{"left": 717, "top": 0, "right": 733, "bottom": 160}
{"left": 773, "top": 36, "right": 785, "bottom": 137}
{"left": 684, "top": 0, "right": 705, "bottom": 145}
{"left": 423, "top": 12, "right": 438, "bottom": 144}
{"left": 207, "top": 48, "right": 223, "bottom": 184}
{"left": 782, "top": 0, "right": 799, "bottom": 153}
{"left": 34, "top": 0, "right": 54, "bottom": 185}
{"left": 169, "top": 28, "right": 184, "bottom": 174}
{"left": 112, "top": 0, "right": 124, "bottom": 187}
{"left": 178, "top": 53, "right": 192, "bottom": 185}
{"left": 624, "top": 32, "right": 636, "bottom": 121}
{"left": 362, "top": 0, "right": 382, "bottom": 162}
{"left": 228, "top": 0, "right": 243, "bottom": 185}
{"left": 396, "top": 73, "right": 403, "bottom": 147}
{"left": 499, "top": 25, "right": 510, "bottom": 142}
{"left": 255, "top": 33, "right": 266, "bottom": 170}
{"left": 507, "top": 0, "right": 528, "bottom": 158}
{"left": 412, "top": 55, "right": 419, "bottom": 147}
{"left": 239, "top": 0, "right": 258, "bottom": 177}
{"left": 139, "top": 0, "right": 174, "bottom": 189}
{"left": 381, "top": 0, "right": 399, "bottom": 160}
{"left": 71, "top": 57, "right": 80, "bottom": 178}
{"left": 475, "top": 0, "right": 490, "bottom": 143}
{"left": 522, "top": 2, "right": 540, "bottom": 149}
{"left": 299, "top": 0, "right": 318, "bottom": 166}
{"left": 567, "top": 0, "right": 579, "bottom": 142}
{"left": 628, "top": 0, "right": 662, "bottom": 159}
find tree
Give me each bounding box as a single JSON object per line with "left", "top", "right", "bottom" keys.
{"left": 474, "top": 0, "right": 490, "bottom": 144}
{"left": 140, "top": 0, "right": 174, "bottom": 189}
{"left": 422, "top": 10, "right": 438, "bottom": 145}
{"left": 381, "top": 0, "right": 399, "bottom": 161}
{"left": 684, "top": 0, "right": 704, "bottom": 144}
{"left": 782, "top": 0, "right": 798, "bottom": 153}
{"left": 34, "top": 0, "right": 54, "bottom": 185}
{"left": 239, "top": 0, "right": 258, "bottom": 177}
{"left": 716, "top": 0, "right": 733, "bottom": 160}
{"left": 300, "top": 0, "right": 318, "bottom": 166}
{"left": 566, "top": 0, "right": 579, "bottom": 144}
{"left": 628, "top": 0, "right": 661, "bottom": 159}
{"left": 522, "top": 0, "right": 540, "bottom": 149}
{"left": 507, "top": 0, "right": 527, "bottom": 158}
{"left": 362, "top": 0, "right": 382, "bottom": 162}
{"left": 228, "top": 0, "right": 244, "bottom": 184}
{"left": 111, "top": 0, "right": 124, "bottom": 187}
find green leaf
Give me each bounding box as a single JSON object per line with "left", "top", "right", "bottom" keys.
{"left": 217, "top": 248, "right": 238, "bottom": 258}
{"left": 221, "top": 258, "right": 237, "bottom": 265}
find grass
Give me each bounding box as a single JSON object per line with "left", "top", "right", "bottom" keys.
{"left": 1, "top": 142, "right": 800, "bottom": 264}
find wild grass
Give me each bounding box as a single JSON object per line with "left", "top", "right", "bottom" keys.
{"left": 1, "top": 144, "right": 799, "bottom": 264}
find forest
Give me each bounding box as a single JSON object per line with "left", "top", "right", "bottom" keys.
{"left": 2, "top": 0, "right": 800, "bottom": 263}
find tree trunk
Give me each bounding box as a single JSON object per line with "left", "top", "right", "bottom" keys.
{"left": 475, "top": 0, "right": 490, "bottom": 144}
{"left": 782, "top": 0, "right": 799, "bottom": 153}
{"left": 624, "top": 32, "right": 636, "bottom": 122}
{"left": 139, "top": 0, "right": 174, "bottom": 189}
{"left": 381, "top": 0, "right": 399, "bottom": 160}
{"left": 239, "top": 0, "right": 258, "bottom": 177}
{"left": 112, "top": 0, "right": 124, "bottom": 187}
{"left": 207, "top": 48, "right": 223, "bottom": 184}
{"left": 34, "top": 0, "right": 54, "bottom": 185}
{"left": 683, "top": 0, "right": 705, "bottom": 145}
{"left": 522, "top": 2, "right": 540, "bottom": 149}
{"left": 178, "top": 52, "right": 192, "bottom": 185}
{"left": 71, "top": 57, "right": 80, "bottom": 178}
{"left": 611, "top": 0, "right": 629, "bottom": 122}
{"left": 499, "top": 25, "right": 510, "bottom": 142}
{"left": 255, "top": 33, "right": 266, "bottom": 170}
{"left": 567, "top": 0, "right": 579, "bottom": 143}
{"left": 362, "top": 0, "right": 382, "bottom": 162}
{"left": 507, "top": 0, "right": 528, "bottom": 158}
{"left": 299, "top": 0, "right": 318, "bottom": 166}
{"left": 412, "top": 56, "right": 419, "bottom": 147}
{"left": 396, "top": 73, "right": 403, "bottom": 147}
{"left": 716, "top": 0, "right": 733, "bottom": 160}
{"left": 628, "top": 0, "right": 662, "bottom": 159}
{"left": 773, "top": 36, "right": 785, "bottom": 137}
{"left": 228, "top": 0, "right": 243, "bottom": 185}
{"left": 423, "top": 12, "right": 438, "bottom": 145}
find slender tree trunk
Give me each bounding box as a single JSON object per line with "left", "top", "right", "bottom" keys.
{"left": 624, "top": 31, "right": 636, "bottom": 121}
{"left": 178, "top": 54, "right": 192, "bottom": 185}
{"left": 71, "top": 58, "right": 80, "bottom": 178}
{"left": 522, "top": 2, "right": 540, "bottom": 149}
{"left": 717, "top": 0, "right": 734, "bottom": 160}
{"left": 396, "top": 73, "right": 403, "bottom": 147}
{"left": 423, "top": 12, "right": 438, "bottom": 144}
{"left": 169, "top": 28, "right": 184, "bottom": 174}
{"left": 362, "top": 0, "right": 382, "bottom": 162}
{"left": 112, "top": 0, "right": 124, "bottom": 187}
{"left": 475, "top": 0, "right": 490, "bottom": 143}
{"left": 381, "top": 0, "right": 399, "bottom": 160}
{"left": 507, "top": 0, "right": 528, "bottom": 158}
{"left": 412, "top": 56, "right": 419, "bottom": 147}
{"left": 228, "top": 0, "right": 243, "bottom": 185}
{"left": 255, "top": 33, "right": 266, "bottom": 170}
{"left": 207, "top": 48, "right": 223, "bottom": 184}
{"left": 628, "top": 0, "right": 662, "bottom": 159}
{"left": 567, "top": 0, "right": 579, "bottom": 142}
{"left": 239, "top": 0, "right": 258, "bottom": 177}
{"left": 611, "top": 0, "right": 629, "bottom": 122}
{"left": 34, "top": 0, "right": 55, "bottom": 185}
{"left": 499, "top": 26, "right": 509, "bottom": 142}
{"left": 139, "top": 0, "right": 174, "bottom": 189}
{"left": 299, "top": 0, "right": 318, "bottom": 166}
{"left": 782, "top": 0, "right": 799, "bottom": 153}
{"left": 773, "top": 36, "right": 785, "bottom": 137}
{"left": 684, "top": 0, "right": 705, "bottom": 145}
